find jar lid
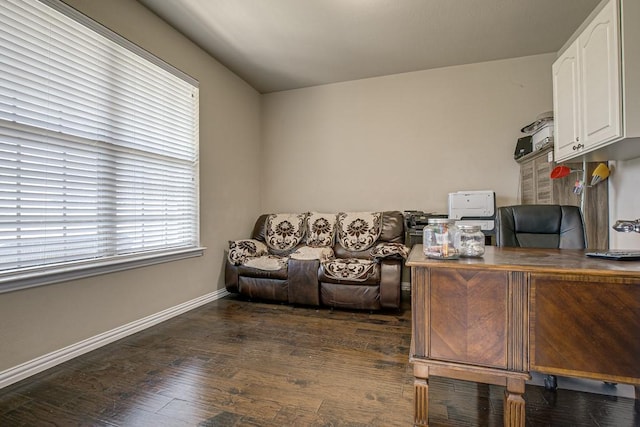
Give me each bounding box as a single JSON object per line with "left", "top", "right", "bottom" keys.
{"left": 457, "top": 224, "right": 482, "bottom": 231}
{"left": 427, "top": 218, "right": 455, "bottom": 224}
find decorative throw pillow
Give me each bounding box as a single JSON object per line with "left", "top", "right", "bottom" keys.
{"left": 370, "top": 242, "right": 410, "bottom": 260}
{"left": 243, "top": 255, "right": 288, "bottom": 271}
{"left": 265, "top": 213, "right": 306, "bottom": 252}
{"left": 290, "top": 246, "right": 334, "bottom": 261}
{"left": 228, "top": 239, "right": 268, "bottom": 265}
{"left": 336, "top": 212, "right": 382, "bottom": 251}
{"left": 305, "top": 212, "right": 337, "bottom": 247}
{"left": 321, "top": 258, "right": 376, "bottom": 282}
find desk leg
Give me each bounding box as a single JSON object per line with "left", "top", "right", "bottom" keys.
{"left": 504, "top": 377, "right": 525, "bottom": 427}
{"left": 414, "top": 378, "right": 429, "bottom": 426}
{"left": 414, "top": 366, "right": 429, "bottom": 427}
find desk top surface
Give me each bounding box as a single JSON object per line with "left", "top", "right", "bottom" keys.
{"left": 407, "top": 245, "right": 640, "bottom": 277}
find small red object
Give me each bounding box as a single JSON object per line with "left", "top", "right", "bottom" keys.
{"left": 550, "top": 165, "right": 571, "bottom": 179}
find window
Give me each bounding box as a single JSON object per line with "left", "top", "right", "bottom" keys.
{"left": 0, "top": 0, "right": 201, "bottom": 292}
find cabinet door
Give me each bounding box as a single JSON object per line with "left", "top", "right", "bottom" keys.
{"left": 579, "top": 0, "right": 621, "bottom": 149}
{"left": 553, "top": 40, "right": 581, "bottom": 161}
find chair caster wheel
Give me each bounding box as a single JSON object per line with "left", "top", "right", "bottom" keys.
{"left": 544, "top": 375, "right": 558, "bottom": 391}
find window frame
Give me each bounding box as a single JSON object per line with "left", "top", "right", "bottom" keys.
{"left": 0, "top": 0, "right": 204, "bottom": 294}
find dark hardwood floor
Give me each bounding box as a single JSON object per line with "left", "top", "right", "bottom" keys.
{"left": 0, "top": 292, "right": 638, "bottom": 426}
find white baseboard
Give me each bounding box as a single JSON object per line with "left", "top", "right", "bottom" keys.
{"left": 0, "top": 288, "right": 230, "bottom": 390}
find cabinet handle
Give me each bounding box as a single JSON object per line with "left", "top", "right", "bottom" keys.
{"left": 572, "top": 143, "right": 584, "bottom": 150}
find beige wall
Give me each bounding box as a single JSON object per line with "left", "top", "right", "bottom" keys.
{"left": 260, "top": 54, "right": 556, "bottom": 214}
{"left": 0, "top": 0, "right": 262, "bottom": 371}
{"left": 609, "top": 158, "right": 640, "bottom": 249}
{"left": 6, "top": 1, "right": 634, "bottom": 380}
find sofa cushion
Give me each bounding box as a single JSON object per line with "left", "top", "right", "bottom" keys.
{"left": 305, "top": 212, "right": 337, "bottom": 247}
{"left": 228, "top": 239, "right": 268, "bottom": 265}
{"left": 290, "top": 246, "right": 334, "bottom": 261}
{"left": 336, "top": 212, "right": 382, "bottom": 251}
{"left": 319, "top": 258, "right": 379, "bottom": 284}
{"left": 265, "top": 213, "right": 306, "bottom": 252}
{"left": 242, "top": 255, "right": 288, "bottom": 271}
{"left": 236, "top": 255, "right": 288, "bottom": 280}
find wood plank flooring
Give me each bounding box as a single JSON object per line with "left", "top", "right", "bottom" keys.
{"left": 0, "top": 293, "right": 638, "bottom": 426}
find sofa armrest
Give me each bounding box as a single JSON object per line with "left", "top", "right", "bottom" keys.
{"left": 379, "top": 259, "right": 402, "bottom": 309}
{"left": 288, "top": 258, "right": 320, "bottom": 306}
{"left": 224, "top": 257, "right": 239, "bottom": 293}
{"left": 370, "top": 242, "right": 409, "bottom": 260}
{"left": 228, "top": 239, "right": 269, "bottom": 265}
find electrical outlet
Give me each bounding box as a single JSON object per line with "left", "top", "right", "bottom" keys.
{"left": 547, "top": 151, "right": 553, "bottom": 162}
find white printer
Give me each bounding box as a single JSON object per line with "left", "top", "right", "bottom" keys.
{"left": 448, "top": 190, "right": 496, "bottom": 233}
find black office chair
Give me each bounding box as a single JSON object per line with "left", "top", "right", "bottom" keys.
{"left": 496, "top": 204, "right": 586, "bottom": 391}
{"left": 496, "top": 204, "right": 586, "bottom": 249}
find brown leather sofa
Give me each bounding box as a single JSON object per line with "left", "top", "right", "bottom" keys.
{"left": 225, "top": 211, "right": 407, "bottom": 310}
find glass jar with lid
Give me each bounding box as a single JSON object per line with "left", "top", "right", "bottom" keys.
{"left": 454, "top": 224, "right": 485, "bottom": 257}
{"left": 423, "top": 218, "right": 459, "bottom": 259}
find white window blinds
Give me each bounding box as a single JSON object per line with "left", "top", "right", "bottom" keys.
{"left": 0, "top": 0, "right": 200, "bottom": 278}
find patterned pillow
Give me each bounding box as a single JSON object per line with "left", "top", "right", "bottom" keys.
{"left": 265, "top": 213, "right": 306, "bottom": 252}
{"left": 305, "top": 212, "right": 337, "bottom": 247}
{"left": 370, "top": 242, "right": 409, "bottom": 259}
{"left": 228, "top": 239, "right": 268, "bottom": 265}
{"left": 336, "top": 212, "right": 382, "bottom": 251}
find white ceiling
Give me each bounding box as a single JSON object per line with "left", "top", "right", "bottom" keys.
{"left": 138, "top": 0, "right": 600, "bottom": 94}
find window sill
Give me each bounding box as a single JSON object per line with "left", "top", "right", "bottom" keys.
{"left": 0, "top": 247, "right": 206, "bottom": 294}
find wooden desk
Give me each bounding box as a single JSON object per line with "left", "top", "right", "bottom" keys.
{"left": 407, "top": 245, "right": 640, "bottom": 427}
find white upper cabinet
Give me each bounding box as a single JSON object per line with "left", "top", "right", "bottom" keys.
{"left": 553, "top": 0, "right": 640, "bottom": 162}
{"left": 579, "top": 0, "right": 621, "bottom": 150}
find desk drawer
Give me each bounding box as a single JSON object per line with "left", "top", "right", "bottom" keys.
{"left": 530, "top": 273, "right": 640, "bottom": 383}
